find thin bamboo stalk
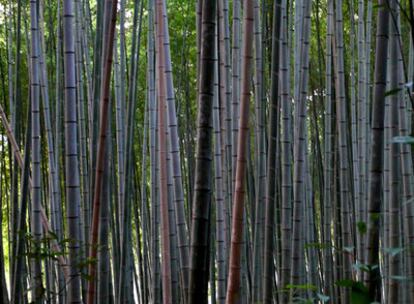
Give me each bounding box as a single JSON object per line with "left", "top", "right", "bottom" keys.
{"left": 86, "top": 0, "right": 118, "bottom": 302}
{"left": 263, "top": 0, "right": 282, "bottom": 301}
{"left": 388, "top": 3, "right": 402, "bottom": 301}
{"left": 280, "top": 0, "right": 293, "bottom": 299}
{"left": 159, "top": 0, "right": 190, "bottom": 295}
{"left": 213, "top": 28, "right": 227, "bottom": 303}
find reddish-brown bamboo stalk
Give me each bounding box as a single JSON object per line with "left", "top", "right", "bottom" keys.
{"left": 157, "top": 68, "right": 172, "bottom": 304}
{"left": 86, "top": 1, "right": 118, "bottom": 303}
{"left": 225, "top": 0, "right": 254, "bottom": 302}
{"left": 155, "top": 0, "right": 172, "bottom": 302}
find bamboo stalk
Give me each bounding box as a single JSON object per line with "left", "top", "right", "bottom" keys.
{"left": 86, "top": 0, "right": 118, "bottom": 302}
{"left": 225, "top": 0, "right": 254, "bottom": 301}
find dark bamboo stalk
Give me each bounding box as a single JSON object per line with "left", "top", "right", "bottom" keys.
{"left": 366, "top": 0, "right": 390, "bottom": 300}
{"left": 188, "top": 0, "right": 216, "bottom": 302}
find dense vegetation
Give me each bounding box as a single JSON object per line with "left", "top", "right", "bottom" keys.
{"left": 0, "top": 0, "right": 414, "bottom": 303}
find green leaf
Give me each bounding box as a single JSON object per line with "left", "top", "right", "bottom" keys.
{"left": 350, "top": 290, "right": 371, "bottom": 304}
{"left": 305, "top": 242, "right": 330, "bottom": 250}
{"left": 286, "top": 284, "right": 318, "bottom": 291}
{"left": 373, "top": 3, "right": 385, "bottom": 9}
{"left": 352, "top": 262, "right": 370, "bottom": 273}
{"left": 370, "top": 213, "right": 381, "bottom": 222}
{"left": 343, "top": 246, "right": 355, "bottom": 253}
{"left": 385, "top": 88, "right": 402, "bottom": 96}
{"left": 336, "top": 279, "right": 370, "bottom": 304}
{"left": 389, "top": 275, "right": 410, "bottom": 281}
{"left": 336, "top": 279, "right": 354, "bottom": 287}
{"left": 357, "top": 221, "right": 367, "bottom": 235}
{"left": 384, "top": 247, "right": 404, "bottom": 257}
{"left": 317, "top": 293, "right": 330, "bottom": 302}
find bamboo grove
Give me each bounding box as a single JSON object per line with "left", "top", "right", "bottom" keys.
{"left": 1, "top": 0, "right": 414, "bottom": 303}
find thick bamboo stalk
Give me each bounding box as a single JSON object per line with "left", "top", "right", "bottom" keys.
{"left": 398, "top": 53, "right": 414, "bottom": 303}
{"left": 156, "top": 33, "right": 172, "bottom": 304}
{"left": 366, "top": 0, "right": 389, "bottom": 300}
{"left": 188, "top": 0, "right": 217, "bottom": 302}
{"left": 225, "top": 0, "right": 254, "bottom": 301}
{"left": 154, "top": 1, "right": 173, "bottom": 303}
{"left": 29, "top": 1, "right": 44, "bottom": 300}
{"left": 333, "top": 0, "right": 353, "bottom": 293}
{"left": 290, "top": 0, "right": 312, "bottom": 296}
{"left": 63, "top": 0, "right": 83, "bottom": 301}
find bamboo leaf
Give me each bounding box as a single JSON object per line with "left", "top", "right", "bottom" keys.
{"left": 384, "top": 247, "right": 404, "bottom": 257}
{"left": 317, "top": 293, "right": 330, "bottom": 302}
{"left": 357, "top": 221, "right": 367, "bottom": 235}
{"left": 384, "top": 87, "right": 402, "bottom": 96}
{"left": 392, "top": 136, "right": 414, "bottom": 144}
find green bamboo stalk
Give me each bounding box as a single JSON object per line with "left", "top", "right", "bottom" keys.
{"left": 263, "top": 0, "right": 282, "bottom": 301}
